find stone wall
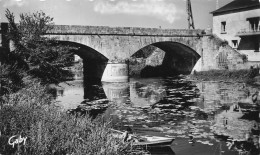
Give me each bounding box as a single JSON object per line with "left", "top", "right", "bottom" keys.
{"left": 145, "top": 47, "right": 165, "bottom": 67}
{"left": 49, "top": 25, "right": 203, "bottom": 36}
{"left": 193, "top": 34, "right": 246, "bottom": 72}
{"left": 129, "top": 47, "right": 165, "bottom": 77}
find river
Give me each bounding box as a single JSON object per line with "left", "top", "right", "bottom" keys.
{"left": 55, "top": 77, "right": 259, "bottom": 155}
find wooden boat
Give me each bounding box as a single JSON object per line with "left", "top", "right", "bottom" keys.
{"left": 132, "top": 135, "right": 174, "bottom": 147}
{"left": 111, "top": 129, "right": 175, "bottom": 147}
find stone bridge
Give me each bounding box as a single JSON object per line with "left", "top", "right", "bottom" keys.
{"left": 0, "top": 23, "right": 245, "bottom": 82}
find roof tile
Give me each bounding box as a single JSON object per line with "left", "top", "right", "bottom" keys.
{"left": 212, "top": 0, "right": 260, "bottom": 15}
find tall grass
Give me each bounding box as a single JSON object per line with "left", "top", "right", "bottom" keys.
{"left": 0, "top": 78, "right": 146, "bottom": 155}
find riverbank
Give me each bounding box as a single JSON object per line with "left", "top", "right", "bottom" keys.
{"left": 189, "top": 69, "right": 260, "bottom": 84}
{"left": 0, "top": 78, "right": 145, "bottom": 155}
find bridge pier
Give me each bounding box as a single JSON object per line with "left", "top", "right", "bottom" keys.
{"left": 101, "top": 61, "right": 129, "bottom": 82}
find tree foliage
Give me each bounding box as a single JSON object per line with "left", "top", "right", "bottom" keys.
{"left": 0, "top": 47, "right": 28, "bottom": 98}
{"left": 5, "top": 9, "right": 74, "bottom": 84}
{"left": 0, "top": 64, "right": 24, "bottom": 99}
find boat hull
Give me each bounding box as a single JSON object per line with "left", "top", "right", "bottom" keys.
{"left": 110, "top": 129, "right": 175, "bottom": 147}
{"left": 133, "top": 137, "right": 174, "bottom": 147}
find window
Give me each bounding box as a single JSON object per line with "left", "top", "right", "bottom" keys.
{"left": 247, "top": 17, "right": 260, "bottom": 31}
{"left": 221, "top": 21, "right": 226, "bottom": 33}
{"left": 232, "top": 40, "right": 238, "bottom": 49}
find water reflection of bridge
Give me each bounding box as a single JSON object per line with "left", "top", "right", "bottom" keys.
{"left": 55, "top": 79, "right": 168, "bottom": 110}
{"left": 103, "top": 81, "right": 166, "bottom": 107}
{"left": 102, "top": 82, "right": 129, "bottom": 104}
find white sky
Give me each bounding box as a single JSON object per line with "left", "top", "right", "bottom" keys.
{"left": 0, "top": 0, "right": 233, "bottom": 29}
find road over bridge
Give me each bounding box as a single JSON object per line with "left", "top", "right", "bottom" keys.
{"left": 0, "top": 23, "right": 244, "bottom": 82}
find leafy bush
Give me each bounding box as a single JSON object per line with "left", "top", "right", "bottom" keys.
{"left": 221, "top": 40, "right": 229, "bottom": 47}
{"left": 5, "top": 9, "right": 74, "bottom": 84}
{"left": 241, "top": 54, "right": 248, "bottom": 63}
{"left": 0, "top": 64, "right": 24, "bottom": 97}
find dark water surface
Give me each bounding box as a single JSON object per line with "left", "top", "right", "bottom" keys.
{"left": 55, "top": 77, "right": 260, "bottom": 155}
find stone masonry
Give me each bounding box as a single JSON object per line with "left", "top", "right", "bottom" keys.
{"left": 0, "top": 23, "right": 247, "bottom": 76}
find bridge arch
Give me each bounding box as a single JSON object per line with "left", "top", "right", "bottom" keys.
{"left": 56, "top": 41, "right": 109, "bottom": 83}
{"left": 130, "top": 41, "right": 201, "bottom": 77}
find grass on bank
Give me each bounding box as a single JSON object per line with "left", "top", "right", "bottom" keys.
{"left": 0, "top": 78, "right": 146, "bottom": 155}
{"left": 190, "top": 69, "right": 259, "bottom": 83}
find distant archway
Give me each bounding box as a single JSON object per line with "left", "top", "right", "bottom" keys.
{"left": 130, "top": 41, "right": 200, "bottom": 77}
{"left": 57, "top": 41, "right": 109, "bottom": 83}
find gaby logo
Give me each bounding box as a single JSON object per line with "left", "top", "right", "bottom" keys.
{"left": 8, "top": 135, "right": 27, "bottom": 148}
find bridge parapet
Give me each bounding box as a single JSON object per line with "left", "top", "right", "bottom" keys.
{"left": 48, "top": 25, "right": 204, "bottom": 36}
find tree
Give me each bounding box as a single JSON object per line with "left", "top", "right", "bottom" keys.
{"left": 0, "top": 47, "right": 27, "bottom": 99}
{"left": 5, "top": 9, "right": 74, "bottom": 84}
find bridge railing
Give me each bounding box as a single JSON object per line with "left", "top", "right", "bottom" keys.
{"left": 0, "top": 22, "right": 208, "bottom": 39}
{"left": 47, "top": 25, "right": 204, "bottom": 37}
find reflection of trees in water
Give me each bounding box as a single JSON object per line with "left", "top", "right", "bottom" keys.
{"left": 196, "top": 82, "right": 260, "bottom": 114}
{"left": 83, "top": 82, "right": 106, "bottom": 101}
{"left": 67, "top": 82, "right": 108, "bottom": 118}
{"left": 198, "top": 82, "right": 260, "bottom": 154}
{"left": 230, "top": 141, "right": 259, "bottom": 155}
{"left": 133, "top": 82, "right": 166, "bottom": 100}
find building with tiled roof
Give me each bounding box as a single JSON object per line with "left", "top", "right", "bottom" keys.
{"left": 211, "top": 0, "right": 260, "bottom": 65}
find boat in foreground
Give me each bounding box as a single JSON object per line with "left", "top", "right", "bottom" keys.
{"left": 133, "top": 135, "right": 174, "bottom": 147}
{"left": 111, "top": 129, "right": 174, "bottom": 147}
